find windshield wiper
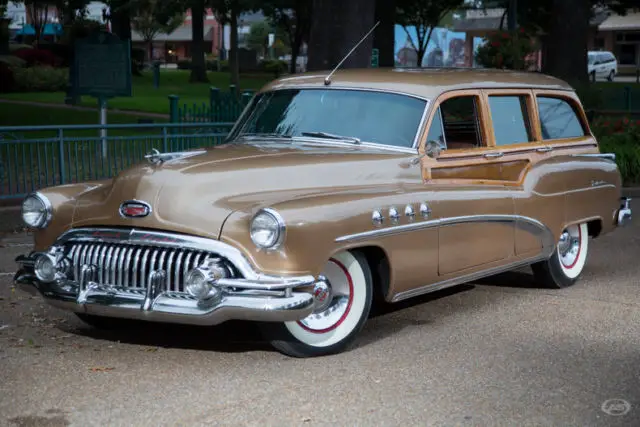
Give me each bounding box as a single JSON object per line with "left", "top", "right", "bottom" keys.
{"left": 237, "top": 132, "right": 293, "bottom": 140}
{"left": 301, "top": 131, "right": 361, "bottom": 144}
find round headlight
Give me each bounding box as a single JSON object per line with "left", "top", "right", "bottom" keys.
{"left": 21, "top": 192, "right": 52, "bottom": 229}
{"left": 250, "top": 208, "right": 285, "bottom": 250}
{"left": 34, "top": 253, "right": 57, "bottom": 282}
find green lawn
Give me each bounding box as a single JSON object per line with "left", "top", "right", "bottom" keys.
{"left": 0, "top": 103, "right": 170, "bottom": 139}
{"left": 0, "top": 70, "right": 274, "bottom": 115}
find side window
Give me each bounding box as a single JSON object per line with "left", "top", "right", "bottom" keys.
{"left": 437, "top": 96, "right": 484, "bottom": 150}
{"left": 487, "top": 95, "right": 533, "bottom": 146}
{"left": 537, "top": 96, "right": 586, "bottom": 140}
{"left": 426, "top": 107, "right": 445, "bottom": 148}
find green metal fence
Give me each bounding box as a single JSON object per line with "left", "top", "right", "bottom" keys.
{"left": 169, "top": 86, "right": 255, "bottom": 123}
{"left": 0, "top": 122, "right": 234, "bottom": 201}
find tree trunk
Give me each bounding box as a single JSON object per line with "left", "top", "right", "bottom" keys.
{"left": 0, "top": 18, "right": 10, "bottom": 55}
{"left": 189, "top": 0, "right": 208, "bottom": 83}
{"left": 307, "top": 0, "right": 376, "bottom": 72}
{"left": 229, "top": 9, "right": 239, "bottom": 87}
{"left": 373, "top": 0, "right": 395, "bottom": 67}
{"left": 148, "top": 39, "right": 153, "bottom": 62}
{"left": 542, "top": 0, "right": 589, "bottom": 86}
{"left": 110, "top": 1, "right": 139, "bottom": 76}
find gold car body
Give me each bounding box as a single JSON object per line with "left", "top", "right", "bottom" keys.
{"left": 15, "top": 68, "right": 631, "bottom": 325}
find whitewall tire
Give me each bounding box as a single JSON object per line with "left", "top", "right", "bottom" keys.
{"left": 532, "top": 222, "right": 589, "bottom": 288}
{"left": 261, "top": 250, "right": 373, "bottom": 357}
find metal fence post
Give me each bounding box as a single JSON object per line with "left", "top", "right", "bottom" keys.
{"left": 162, "top": 125, "right": 169, "bottom": 152}
{"left": 209, "top": 86, "right": 220, "bottom": 121}
{"left": 168, "top": 95, "right": 179, "bottom": 123}
{"left": 229, "top": 84, "right": 237, "bottom": 98}
{"left": 624, "top": 86, "right": 631, "bottom": 112}
{"left": 57, "top": 128, "right": 66, "bottom": 185}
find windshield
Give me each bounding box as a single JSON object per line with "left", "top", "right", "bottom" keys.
{"left": 228, "top": 88, "right": 428, "bottom": 149}
{"left": 588, "top": 53, "right": 596, "bottom": 64}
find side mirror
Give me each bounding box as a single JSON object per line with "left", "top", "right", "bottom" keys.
{"left": 425, "top": 139, "right": 444, "bottom": 159}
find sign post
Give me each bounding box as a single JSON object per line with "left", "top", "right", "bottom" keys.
{"left": 371, "top": 48, "right": 379, "bottom": 68}
{"left": 72, "top": 31, "right": 132, "bottom": 157}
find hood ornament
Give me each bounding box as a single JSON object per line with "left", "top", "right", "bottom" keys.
{"left": 145, "top": 148, "right": 206, "bottom": 165}
{"left": 119, "top": 200, "right": 152, "bottom": 218}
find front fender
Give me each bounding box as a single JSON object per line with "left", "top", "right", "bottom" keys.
{"left": 218, "top": 185, "right": 418, "bottom": 277}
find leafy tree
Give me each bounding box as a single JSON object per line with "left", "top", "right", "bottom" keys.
{"left": 476, "top": 0, "right": 639, "bottom": 85}
{"left": 307, "top": 0, "right": 375, "bottom": 71}
{"left": 0, "top": 0, "right": 10, "bottom": 55}
{"left": 24, "top": 0, "right": 56, "bottom": 46}
{"left": 260, "top": 0, "right": 311, "bottom": 73}
{"left": 189, "top": 0, "right": 207, "bottom": 82}
{"left": 246, "top": 21, "right": 270, "bottom": 56}
{"left": 130, "top": 0, "right": 185, "bottom": 61}
{"left": 396, "top": 0, "right": 466, "bottom": 67}
{"left": 209, "top": 0, "right": 255, "bottom": 87}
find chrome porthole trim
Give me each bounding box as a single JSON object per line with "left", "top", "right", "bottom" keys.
{"left": 419, "top": 202, "right": 431, "bottom": 218}
{"left": 389, "top": 207, "right": 400, "bottom": 224}
{"left": 372, "top": 210, "right": 384, "bottom": 226}
{"left": 404, "top": 204, "right": 415, "bottom": 220}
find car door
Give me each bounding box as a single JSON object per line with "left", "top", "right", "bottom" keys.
{"left": 419, "top": 90, "right": 517, "bottom": 277}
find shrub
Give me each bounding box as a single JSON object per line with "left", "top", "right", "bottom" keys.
{"left": 177, "top": 59, "right": 191, "bottom": 70}
{"left": 37, "top": 43, "right": 72, "bottom": 67}
{"left": 475, "top": 28, "right": 539, "bottom": 70}
{"left": 0, "top": 54, "right": 26, "bottom": 68}
{"left": 600, "top": 135, "right": 640, "bottom": 185}
{"left": 591, "top": 116, "right": 640, "bottom": 140}
{"left": 13, "top": 48, "right": 60, "bottom": 67}
{"left": 12, "top": 66, "right": 69, "bottom": 92}
{"left": 9, "top": 43, "right": 33, "bottom": 53}
{"left": 0, "top": 62, "right": 16, "bottom": 93}
{"left": 260, "top": 59, "right": 288, "bottom": 76}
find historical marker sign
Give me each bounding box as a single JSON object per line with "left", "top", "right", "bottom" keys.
{"left": 72, "top": 31, "right": 132, "bottom": 98}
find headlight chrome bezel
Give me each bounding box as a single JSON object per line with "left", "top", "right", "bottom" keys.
{"left": 250, "top": 208, "right": 286, "bottom": 250}
{"left": 21, "top": 192, "right": 53, "bottom": 229}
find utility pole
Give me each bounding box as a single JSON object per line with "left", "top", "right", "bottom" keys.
{"left": 507, "top": 0, "right": 517, "bottom": 30}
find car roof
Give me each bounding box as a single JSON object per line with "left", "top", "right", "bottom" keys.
{"left": 261, "top": 68, "right": 574, "bottom": 100}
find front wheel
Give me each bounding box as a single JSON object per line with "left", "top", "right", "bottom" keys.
{"left": 532, "top": 222, "right": 589, "bottom": 288}
{"left": 260, "top": 250, "right": 373, "bottom": 358}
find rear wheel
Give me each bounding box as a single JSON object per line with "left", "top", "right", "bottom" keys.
{"left": 260, "top": 250, "right": 373, "bottom": 357}
{"left": 532, "top": 223, "right": 589, "bottom": 288}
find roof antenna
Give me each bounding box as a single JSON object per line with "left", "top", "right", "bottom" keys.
{"left": 324, "top": 20, "right": 380, "bottom": 86}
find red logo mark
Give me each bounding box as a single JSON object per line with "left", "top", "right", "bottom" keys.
{"left": 119, "top": 201, "right": 151, "bottom": 218}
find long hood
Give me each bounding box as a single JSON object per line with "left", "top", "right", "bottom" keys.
{"left": 72, "top": 141, "right": 417, "bottom": 238}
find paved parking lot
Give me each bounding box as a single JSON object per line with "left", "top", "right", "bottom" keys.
{"left": 1, "top": 212, "right": 639, "bottom": 426}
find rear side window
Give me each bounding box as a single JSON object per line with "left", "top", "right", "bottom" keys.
{"left": 488, "top": 95, "right": 533, "bottom": 146}
{"left": 537, "top": 96, "right": 586, "bottom": 140}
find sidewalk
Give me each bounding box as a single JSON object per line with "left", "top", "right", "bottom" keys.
{"left": 0, "top": 99, "right": 170, "bottom": 119}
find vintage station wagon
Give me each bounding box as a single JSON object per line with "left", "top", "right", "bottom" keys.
{"left": 15, "top": 68, "right": 632, "bottom": 357}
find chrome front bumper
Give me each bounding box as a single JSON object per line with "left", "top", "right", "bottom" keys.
{"left": 14, "top": 262, "right": 316, "bottom": 326}
{"left": 617, "top": 197, "right": 632, "bottom": 226}
{"left": 13, "top": 228, "right": 320, "bottom": 326}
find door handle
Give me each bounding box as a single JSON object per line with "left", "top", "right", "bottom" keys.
{"left": 536, "top": 146, "right": 553, "bottom": 153}
{"left": 484, "top": 152, "right": 504, "bottom": 159}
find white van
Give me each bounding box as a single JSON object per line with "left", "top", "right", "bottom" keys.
{"left": 588, "top": 51, "right": 618, "bottom": 81}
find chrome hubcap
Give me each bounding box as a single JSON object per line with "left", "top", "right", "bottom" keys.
{"left": 558, "top": 226, "right": 581, "bottom": 268}
{"left": 298, "top": 259, "right": 353, "bottom": 333}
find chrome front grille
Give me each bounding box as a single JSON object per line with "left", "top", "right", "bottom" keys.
{"left": 66, "top": 242, "right": 214, "bottom": 293}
